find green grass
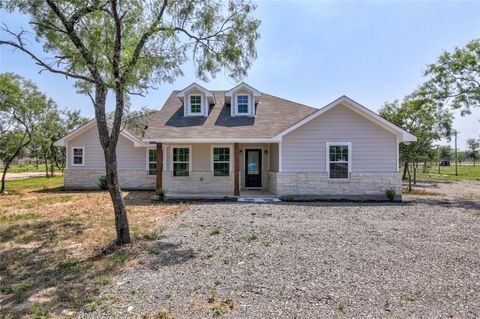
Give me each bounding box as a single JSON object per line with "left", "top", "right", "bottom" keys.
{"left": 2, "top": 163, "right": 47, "bottom": 173}
{"left": 402, "top": 164, "right": 480, "bottom": 182}
{"left": 3, "top": 176, "right": 64, "bottom": 193}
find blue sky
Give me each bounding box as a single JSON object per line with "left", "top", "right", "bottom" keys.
{"left": 1, "top": 1, "right": 479, "bottom": 149}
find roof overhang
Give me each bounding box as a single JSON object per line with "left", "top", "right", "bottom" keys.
{"left": 176, "top": 82, "right": 216, "bottom": 104}
{"left": 54, "top": 119, "right": 147, "bottom": 147}
{"left": 143, "top": 137, "right": 281, "bottom": 144}
{"left": 274, "top": 95, "right": 417, "bottom": 143}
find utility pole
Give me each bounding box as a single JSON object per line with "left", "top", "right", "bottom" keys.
{"left": 454, "top": 130, "right": 458, "bottom": 176}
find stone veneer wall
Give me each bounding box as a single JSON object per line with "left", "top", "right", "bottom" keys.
{"left": 271, "top": 172, "right": 402, "bottom": 200}
{"left": 163, "top": 172, "right": 234, "bottom": 193}
{"left": 267, "top": 171, "right": 278, "bottom": 194}
{"left": 64, "top": 169, "right": 153, "bottom": 189}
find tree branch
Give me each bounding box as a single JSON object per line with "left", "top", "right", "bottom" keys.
{"left": 0, "top": 36, "right": 94, "bottom": 82}
{"left": 123, "top": 0, "right": 168, "bottom": 79}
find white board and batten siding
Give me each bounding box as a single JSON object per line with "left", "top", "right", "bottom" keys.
{"left": 281, "top": 104, "right": 397, "bottom": 172}
{"left": 67, "top": 125, "right": 146, "bottom": 171}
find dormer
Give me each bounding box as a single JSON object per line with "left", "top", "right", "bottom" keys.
{"left": 176, "top": 83, "right": 216, "bottom": 117}
{"left": 225, "top": 82, "right": 262, "bottom": 117}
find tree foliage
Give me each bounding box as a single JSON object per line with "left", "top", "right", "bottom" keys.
{"left": 420, "top": 38, "right": 480, "bottom": 115}
{"left": 466, "top": 137, "right": 480, "bottom": 166}
{"left": 0, "top": 73, "right": 51, "bottom": 193}
{"left": 1, "top": 0, "right": 261, "bottom": 244}
{"left": 379, "top": 96, "right": 453, "bottom": 190}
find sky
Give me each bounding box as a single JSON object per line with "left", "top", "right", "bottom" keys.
{"left": 1, "top": 0, "right": 479, "bottom": 149}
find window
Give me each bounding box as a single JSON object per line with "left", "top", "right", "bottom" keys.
{"left": 190, "top": 95, "right": 202, "bottom": 114}
{"left": 148, "top": 149, "right": 156, "bottom": 176}
{"left": 327, "top": 143, "right": 350, "bottom": 179}
{"left": 213, "top": 147, "right": 230, "bottom": 176}
{"left": 72, "top": 147, "right": 84, "bottom": 166}
{"left": 172, "top": 147, "right": 190, "bottom": 176}
{"left": 237, "top": 95, "right": 249, "bottom": 114}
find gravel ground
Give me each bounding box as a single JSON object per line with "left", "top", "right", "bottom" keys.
{"left": 78, "top": 193, "right": 480, "bottom": 319}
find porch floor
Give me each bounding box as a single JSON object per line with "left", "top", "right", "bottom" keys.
{"left": 165, "top": 189, "right": 277, "bottom": 200}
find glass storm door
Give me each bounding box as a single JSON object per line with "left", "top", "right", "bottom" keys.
{"left": 245, "top": 149, "right": 262, "bottom": 187}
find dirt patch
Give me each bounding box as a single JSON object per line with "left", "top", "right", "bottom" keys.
{"left": 0, "top": 180, "right": 186, "bottom": 318}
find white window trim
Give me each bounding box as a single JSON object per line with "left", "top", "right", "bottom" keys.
{"left": 234, "top": 93, "right": 252, "bottom": 116}
{"left": 211, "top": 145, "right": 233, "bottom": 177}
{"left": 186, "top": 94, "right": 204, "bottom": 116}
{"left": 146, "top": 148, "right": 157, "bottom": 176}
{"left": 326, "top": 142, "right": 352, "bottom": 180}
{"left": 170, "top": 145, "right": 192, "bottom": 177}
{"left": 71, "top": 147, "right": 85, "bottom": 167}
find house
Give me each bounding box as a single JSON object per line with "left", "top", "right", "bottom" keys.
{"left": 54, "top": 82, "right": 416, "bottom": 200}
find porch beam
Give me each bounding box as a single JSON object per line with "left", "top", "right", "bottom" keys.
{"left": 156, "top": 143, "right": 163, "bottom": 189}
{"left": 234, "top": 142, "right": 240, "bottom": 196}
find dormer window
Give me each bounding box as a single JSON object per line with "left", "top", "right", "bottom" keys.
{"left": 237, "top": 95, "right": 249, "bottom": 114}
{"left": 176, "top": 83, "right": 216, "bottom": 117}
{"left": 225, "top": 82, "right": 261, "bottom": 117}
{"left": 190, "top": 95, "right": 202, "bottom": 114}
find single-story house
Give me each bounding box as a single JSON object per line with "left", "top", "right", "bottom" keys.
{"left": 54, "top": 82, "right": 416, "bottom": 200}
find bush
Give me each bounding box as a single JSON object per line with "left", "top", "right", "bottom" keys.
{"left": 386, "top": 188, "right": 396, "bottom": 201}
{"left": 156, "top": 187, "right": 167, "bottom": 201}
{"left": 97, "top": 176, "right": 108, "bottom": 191}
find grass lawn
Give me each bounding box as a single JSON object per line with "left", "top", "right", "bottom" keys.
{"left": 1, "top": 163, "right": 48, "bottom": 173}
{"left": 0, "top": 177, "right": 185, "bottom": 318}
{"left": 403, "top": 164, "right": 480, "bottom": 182}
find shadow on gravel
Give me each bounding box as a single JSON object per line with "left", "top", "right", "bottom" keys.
{"left": 148, "top": 236, "right": 197, "bottom": 269}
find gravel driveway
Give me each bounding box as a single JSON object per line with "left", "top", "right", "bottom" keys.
{"left": 79, "top": 200, "right": 480, "bottom": 319}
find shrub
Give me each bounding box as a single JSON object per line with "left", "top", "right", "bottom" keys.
{"left": 97, "top": 176, "right": 108, "bottom": 191}
{"left": 386, "top": 188, "right": 396, "bottom": 201}
{"left": 156, "top": 187, "right": 167, "bottom": 201}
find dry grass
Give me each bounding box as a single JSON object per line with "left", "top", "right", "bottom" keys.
{"left": 0, "top": 177, "right": 185, "bottom": 318}
{"left": 402, "top": 187, "right": 443, "bottom": 196}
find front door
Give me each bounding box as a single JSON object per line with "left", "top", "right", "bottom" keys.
{"left": 245, "top": 149, "right": 262, "bottom": 188}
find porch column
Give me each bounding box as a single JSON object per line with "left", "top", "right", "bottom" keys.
{"left": 234, "top": 142, "right": 240, "bottom": 196}
{"left": 156, "top": 143, "right": 163, "bottom": 189}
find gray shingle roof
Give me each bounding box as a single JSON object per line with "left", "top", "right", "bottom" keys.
{"left": 144, "top": 91, "right": 317, "bottom": 139}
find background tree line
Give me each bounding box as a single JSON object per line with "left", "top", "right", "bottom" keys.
{"left": 0, "top": 72, "right": 88, "bottom": 193}
{"left": 379, "top": 38, "right": 480, "bottom": 191}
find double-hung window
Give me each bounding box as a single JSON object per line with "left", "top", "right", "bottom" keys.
{"left": 172, "top": 147, "right": 190, "bottom": 176}
{"left": 148, "top": 149, "right": 157, "bottom": 176}
{"left": 327, "top": 143, "right": 350, "bottom": 179}
{"left": 190, "top": 95, "right": 202, "bottom": 114}
{"left": 213, "top": 147, "right": 230, "bottom": 176}
{"left": 237, "top": 95, "right": 249, "bottom": 114}
{"left": 72, "top": 147, "right": 84, "bottom": 166}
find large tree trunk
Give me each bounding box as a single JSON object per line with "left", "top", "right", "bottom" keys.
{"left": 105, "top": 149, "right": 130, "bottom": 244}
{"left": 94, "top": 84, "right": 131, "bottom": 245}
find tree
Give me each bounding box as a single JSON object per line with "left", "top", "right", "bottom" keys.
{"left": 1, "top": 0, "right": 260, "bottom": 244}
{"left": 466, "top": 137, "right": 480, "bottom": 166}
{"left": 380, "top": 97, "right": 452, "bottom": 191}
{"left": 420, "top": 39, "right": 480, "bottom": 116}
{"left": 0, "top": 73, "right": 49, "bottom": 193}
{"left": 437, "top": 145, "right": 453, "bottom": 173}
{"left": 33, "top": 108, "right": 88, "bottom": 178}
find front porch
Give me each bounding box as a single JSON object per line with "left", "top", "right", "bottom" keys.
{"left": 154, "top": 142, "right": 280, "bottom": 196}
{"left": 165, "top": 189, "right": 277, "bottom": 200}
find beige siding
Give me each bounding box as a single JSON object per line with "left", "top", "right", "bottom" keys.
{"left": 282, "top": 104, "right": 397, "bottom": 172}
{"left": 269, "top": 143, "right": 279, "bottom": 172}
{"left": 68, "top": 125, "right": 147, "bottom": 171}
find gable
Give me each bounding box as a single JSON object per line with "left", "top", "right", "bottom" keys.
{"left": 275, "top": 96, "right": 416, "bottom": 142}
